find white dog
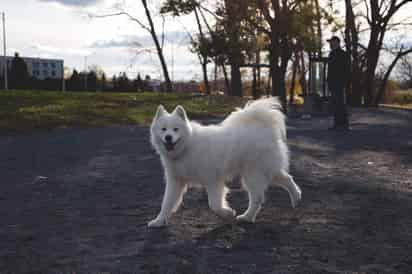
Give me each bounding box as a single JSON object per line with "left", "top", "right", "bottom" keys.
{"left": 148, "top": 97, "right": 301, "bottom": 227}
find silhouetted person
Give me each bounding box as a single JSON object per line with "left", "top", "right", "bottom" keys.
{"left": 327, "top": 36, "right": 350, "bottom": 130}
{"left": 10, "top": 52, "right": 30, "bottom": 90}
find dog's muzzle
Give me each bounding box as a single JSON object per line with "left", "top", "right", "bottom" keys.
{"left": 164, "top": 138, "right": 180, "bottom": 151}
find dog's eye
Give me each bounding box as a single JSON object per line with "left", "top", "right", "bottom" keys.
{"left": 173, "top": 128, "right": 179, "bottom": 132}
{"left": 161, "top": 128, "right": 167, "bottom": 131}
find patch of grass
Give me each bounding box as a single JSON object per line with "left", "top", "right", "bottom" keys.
{"left": 390, "top": 89, "right": 412, "bottom": 105}
{"left": 380, "top": 103, "right": 412, "bottom": 110}
{"left": 0, "top": 90, "right": 246, "bottom": 133}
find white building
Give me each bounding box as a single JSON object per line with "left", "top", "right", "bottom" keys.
{"left": 0, "top": 55, "right": 64, "bottom": 80}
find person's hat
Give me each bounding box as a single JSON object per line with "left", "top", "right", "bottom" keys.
{"left": 327, "top": 36, "right": 340, "bottom": 43}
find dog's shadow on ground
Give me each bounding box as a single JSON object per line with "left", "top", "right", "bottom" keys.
{"left": 191, "top": 218, "right": 301, "bottom": 250}
{"left": 143, "top": 226, "right": 175, "bottom": 249}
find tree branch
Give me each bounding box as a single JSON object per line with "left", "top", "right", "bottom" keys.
{"left": 198, "top": 4, "right": 222, "bottom": 20}
{"left": 90, "top": 11, "right": 151, "bottom": 32}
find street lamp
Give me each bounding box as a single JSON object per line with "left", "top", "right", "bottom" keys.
{"left": 2, "top": 12, "right": 8, "bottom": 90}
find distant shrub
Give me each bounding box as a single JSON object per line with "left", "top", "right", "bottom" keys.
{"left": 382, "top": 80, "right": 399, "bottom": 103}
{"left": 391, "top": 90, "right": 412, "bottom": 105}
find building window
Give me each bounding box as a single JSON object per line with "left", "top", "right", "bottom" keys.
{"left": 51, "top": 71, "right": 56, "bottom": 77}
{"left": 51, "top": 63, "right": 56, "bottom": 68}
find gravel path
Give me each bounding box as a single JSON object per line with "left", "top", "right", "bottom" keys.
{"left": 1, "top": 107, "right": 412, "bottom": 273}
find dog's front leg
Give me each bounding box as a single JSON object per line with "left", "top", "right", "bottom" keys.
{"left": 206, "top": 183, "right": 236, "bottom": 219}
{"left": 148, "top": 175, "right": 185, "bottom": 228}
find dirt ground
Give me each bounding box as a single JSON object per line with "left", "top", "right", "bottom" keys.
{"left": 1, "top": 107, "right": 412, "bottom": 273}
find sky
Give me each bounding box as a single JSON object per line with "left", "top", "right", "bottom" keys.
{"left": 2, "top": 0, "right": 203, "bottom": 80}
{"left": 2, "top": 0, "right": 412, "bottom": 81}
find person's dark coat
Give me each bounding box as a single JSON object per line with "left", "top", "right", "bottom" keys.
{"left": 327, "top": 48, "right": 350, "bottom": 89}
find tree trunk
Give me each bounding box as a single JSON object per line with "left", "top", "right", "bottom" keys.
{"left": 194, "top": 8, "right": 210, "bottom": 95}
{"left": 344, "top": 0, "right": 364, "bottom": 106}
{"left": 266, "top": 69, "right": 271, "bottom": 96}
{"left": 214, "top": 57, "right": 218, "bottom": 92}
{"left": 225, "top": 0, "right": 243, "bottom": 97}
{"left": 271, "top": 64, "right": 279, "bottom": 97}
{"left": 201, "top": 61, "right": 210, "bottom": 95}
{"left": 313, "top": 0, "right": 323, "bottom": 55}
{"left": 141, "top": 0, "right": 172, "bottom": 92}
{"left": 256, "top": 49, "right": 261, "bottom": 90}
{"left": 229, "top": 57, "right": 242, "bottom": 97}
{"left": 289, "top": 55, "right": 298, "bottom": 104}
{"left": 364, "top": 41, "right": 380, "bottom": 106}
{"left": 299, "top": 50, "right": 307, "bottom": 96}
{"left": 252, "top": 65, "right": 258, "bottom": 99}
{"left": 374, "top": 49, "right": 412, "bottom": 105}
{"left": 221, "top": 64, "right": 230, "bottom": 95}
{"left": 279, "top": 55, "right": 289, "bottom": 112}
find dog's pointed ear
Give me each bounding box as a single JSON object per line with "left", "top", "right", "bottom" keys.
{"left": 173, "top": 105, "right": 188, "bottom": 121}
{"left": 154, "top": 105, "right": 167, "bottom": 120}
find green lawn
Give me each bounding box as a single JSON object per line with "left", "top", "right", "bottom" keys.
{"left": 0, "top": 90, "right": 246, "bottom": 133}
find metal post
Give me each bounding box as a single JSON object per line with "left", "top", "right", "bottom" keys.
{"left": 62, "top": 63, "right": 65, "bottom": 92}
{"left": 84, "top": 56, "right": 87, "bottom": 91}
{"left": 308, "top": 54, "right": 312, "bottom": 95}
{"left": 2, "top": 12, "right": 8, "bottom": 90}
{"left": 322, "top": 59, "right": 327, "bottom": 97}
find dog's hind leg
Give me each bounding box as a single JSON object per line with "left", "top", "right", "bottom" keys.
{"left": 273, "top": 171, "right": 302, "bottom": 208}
{"left": 206, "top": 183, "right": 236, "bottom": 219}
{"left": 236, "top": 173, "right": 268, "bottom": 223}
{"left": 148, "top": 177, "right": 187, "bottom": 228}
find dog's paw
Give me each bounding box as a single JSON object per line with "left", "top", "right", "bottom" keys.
{"left": 236, "top": 214, "right": 255, "bottom": 223}
{"left": 217, "top": 208, "right": 236, "bottom": 219}
{"left": 291, "top": 189, "right": 302, "bottom": 208}
{"left": 147, "top": 217, "right": 167, "bottom": 228}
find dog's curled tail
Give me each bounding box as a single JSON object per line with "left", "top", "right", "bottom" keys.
{"left": 224, "top": 96, "right": 286, "bottom": 140}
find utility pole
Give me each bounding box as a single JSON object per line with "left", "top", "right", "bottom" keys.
{"left": 62, "top": 63, "right": 65, "bottom": 92}
{"left": 2, "top": 12, "right": 8, "bottom": 90}
{"left": 84, "top": 56, "right": 88, "bottom": 91}
{"left": 171, "top": 42, "right": 174, "bottom": 83}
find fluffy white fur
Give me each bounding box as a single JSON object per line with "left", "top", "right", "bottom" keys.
{"left": 148, "top": 97, "right": 302, "bottom": 227}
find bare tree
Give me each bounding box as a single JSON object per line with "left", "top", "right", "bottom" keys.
{"left": 161, "top": 0, "right": 212, "bottom": 94}
{"left": 398, "top": 55, "right": 412, "bottom": 88}
{"left": 92, "top": 0, "right": 173, "bottom": 92}
{"left": 360, "top": 0, "right": 412, "bottom": 105}
{"left": 255, "top": 0, "right": 319, "bottom": 111}
{"left": 289, "top": 52, "right": 299, "bottom": 104}
{"left": 223, "top": 0, "right": 248, "bottom": 97}
{"left": 375, "top": 45, "right": 412, "bottom": 104}
{"left": 344, "top": 0, "right": 364, "bottom": 106}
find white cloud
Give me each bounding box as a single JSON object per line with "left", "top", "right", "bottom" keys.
{"left": 4, "top": 0, "right": 205, "bottom": 81}
{"left": 30, "top": 44, "right": 93, "bottom": 56}
{"left": 90, "top": 38, "right": 142, "bottom": 49}
{"left": 37, "top": 0, "right": 103, "bottom": 7}
{"left": 89, "top": 31, "right": 190, "bottom": 50}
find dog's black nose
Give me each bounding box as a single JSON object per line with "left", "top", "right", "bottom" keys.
{"left": 165, "top": 135, "right": 172, "bottom": 142}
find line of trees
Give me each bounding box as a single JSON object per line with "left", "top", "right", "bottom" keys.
{"left": 0, "top": 53, "right": 157, "bottom": 92}
{"left": 66, "top": 70, "right": 154, "bottom": 92}
{"left": 100, "top": 0, "right": 412, "bottom": 109}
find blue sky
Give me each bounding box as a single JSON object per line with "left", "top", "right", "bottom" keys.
{"left": 2, "top": 0, "right": 202, "bottom": 80}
